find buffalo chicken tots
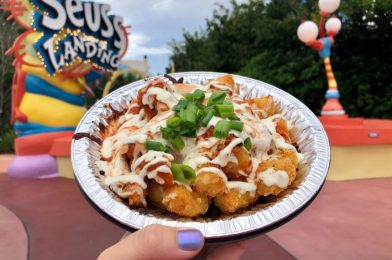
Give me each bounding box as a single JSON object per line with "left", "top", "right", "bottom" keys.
{"left": 95, "top": 75, "right": 303, "bottom": 217}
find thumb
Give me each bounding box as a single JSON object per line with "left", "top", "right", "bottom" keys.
{"left": 99, "top": 224, "right": 204, "bottom": 260}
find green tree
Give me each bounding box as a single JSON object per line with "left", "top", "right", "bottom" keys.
{"left": 0, "top": 11, "right": 22, "bottom": 153}
{"left": 168, "top": 0, "right": 392, "bottom": 118}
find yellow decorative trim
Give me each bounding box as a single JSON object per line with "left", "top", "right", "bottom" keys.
{"left": 19, "top": 93, "right": 86, "bottom": 127}
{"left": 327, "top": 145, "right": 392, "bottom": 181}
{"left": 22, "top": 64, "right": 85, "bottom": 95}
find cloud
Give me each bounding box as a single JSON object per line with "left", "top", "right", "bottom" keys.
{"left": 125, "top": 33, "right": 171, "bottom": 59}
{"left": 95, "top": 0, "right": 249, "bottom": 74}
{"left": 152, "top": 0, "right": 175, "bottom": 11}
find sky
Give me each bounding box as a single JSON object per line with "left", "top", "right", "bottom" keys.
{"left": 98, "top": 0, "right": 247, "bottom": 75}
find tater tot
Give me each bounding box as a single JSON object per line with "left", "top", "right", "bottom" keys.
{"left": 223, "top": 146, "right": 251, "bottom": 179}
{"left": 223, "top": 162, "right": 241, "bottom": 179}
{"left": 234, "top": 146, "right": 251, "bottom": 173}
{"left": 253, "top": 96, "right": 276, "bottom": 117}
{"left": 147, "top": 180, "right": 164, "bottom": 207}
{"left": 276, "top": 118, "right": 291, "bottom": 143}
{"left": 162, "top": 185, "right": 209, "bottom": 217}
{"left": 122, "top": 183, "right": 146, "bottom": 207}
{"left": 215, "top": 74, "right": 235, "bottom": 88}
{"left": 214, "top": 189, "right": 258, "bottom": 213}
{"left": 192, "top": 172, "right": 226, "bottom": 197}
{"left": 278, "top": 148, "right": 298, "bottom": 167}
{"left": 256, "top": 157, "right": 296, "bottom": 196}
{"left": 174, "top": 83, "right": 199, "bottom": 95}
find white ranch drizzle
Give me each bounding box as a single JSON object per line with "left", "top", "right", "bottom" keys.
{"left": 227, "top": 181, "right": 257, "bottom": 194}
{"left": 139, "top": 157, "right": 170, "bottom": 176}
{"left": 109, "top": 153, "right": 129, "bottom": 177}
{"left": 257, "top": 168, "right": 289, "bottom": 188}
{"left": 111, "top": 184, "right": 147, "bottom": 206}
{"left": 197, "top": 116, "right": 223, "bottom": 136}
{"left": 211, "top": 138, "right": 243, "bottom": 167}
{"left": 132, "top": 151, "right": 174, "bottom": 172}
{"left": 104, "top": 150, "right": 173, "bottom": 195}
{"left": 184, "top": 155, "right": 210, "bottom": 170}
{"left": 121, "top": 110, "right": 146, "bottom": 128}
{"left": 197, "top": 137, "right": 219, "bottom": 149}
{"left": 196, "top": 167, "right": 228, "bottom": 182}
{"left": 260, "top": 115, "right": 303, "bottom": 161}
{"left": 142, "top": 87, "right": 179, "bottom": 109}
{"left": 101, "top": 136, "right": 115, "bottom": 159}
{"left": 208, "top": 81, "right": 233, "bottom": 92}
{"left": 104, "top": 174, "right": 147, "bottom": 189}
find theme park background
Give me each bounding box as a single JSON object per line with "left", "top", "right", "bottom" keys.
{"left": 0, "top": 0, "right": 391, "bottom": 259}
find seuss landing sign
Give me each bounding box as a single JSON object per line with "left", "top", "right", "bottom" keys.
{"left": 32, "top": 0, "right": 128, "bottom": 75}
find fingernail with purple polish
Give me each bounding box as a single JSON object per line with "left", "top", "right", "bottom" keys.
{"left": 176, "top": 230, "right": 203, "bottom": 251}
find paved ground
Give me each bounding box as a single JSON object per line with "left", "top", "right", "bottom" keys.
{"left": 0, "top": 175, "right": 391, "bottom": 259}
{"left": 269, "top": 178, "right": 392, "bottom": 259}
{"left": 0, "top": 175, "right": 124, "bottom": 260}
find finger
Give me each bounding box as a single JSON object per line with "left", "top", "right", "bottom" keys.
{"left": 98, "top": 224, "right": 204, "bottom": 260}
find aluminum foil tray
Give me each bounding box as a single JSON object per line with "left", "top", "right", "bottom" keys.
{"left": 71, "top": 72, "right": 330, "bottom": 243}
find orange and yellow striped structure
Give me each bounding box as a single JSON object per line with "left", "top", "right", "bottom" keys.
{"left": 324, "top": 57, "right": 337, "bottom": 89}
{"left": 321, "top": 56, "right": 345, "bottom": 116}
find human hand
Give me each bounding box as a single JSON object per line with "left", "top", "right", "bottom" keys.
{"left": 98, "top": 224, "right": 252, "bottom": 260}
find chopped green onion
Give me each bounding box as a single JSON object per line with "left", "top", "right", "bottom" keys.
{"left": 170, "top": 164, "right": 196, "bottom": 184}
{"left": 230, "top": 120, "right": 244, "bottom": 132}
{"left": 160, "top": 126, "right": 175, "bottom": 139}
{"left": 229, "top": 114, "right": 240, "bottom": 120}
{"left": 193, "top": 89, "right": 205, "bottom": 100}
{"left": 185, "top": 90, "right": 204, "bottom": 102}
{"left": 172, "top": 99, "right": 188, "bottom": 112}
{"left": 201, "top": 108, "right": 215, "bottom": 126}
{"left": 171, "top": 136, "right": 185, "bottom": 150}
{"left": 244, "top": 137, "right": 252, "bottom": 151}
{"left": 203, "top": 104, "right": 215, "bottom": 114}
{"left": 197, "top": 109, "right": 205, "bottom": 121}
{"left": 185, "top": 93, "right": 194, "bottom": 102}
{"left": 185, "top": 89, "right": 205, "bottom": 102}
{"left": 178, "top": 108, "right": 185, "bottom": 122}
{"left": 187, "top": 102, "right": 198, "bottom": 113}
{"left": 181, "top": 128, "right": 196, "bottom": 138}
{"left": 167, "top": 117, "right": 181, "bottom": 128}
{"left": 207, "top": 91, "right": 227, "bottom": 106}
{"left": 213, "top": 120, "right": 231, "bottom": 139}
{"left": 216, "top": 103, "right": 234, "bottom": 118}
{"left": 170, "top": 164, "right": 183, "bottom": 182}
{"left": 195, "top": 101, "right": 205, "bottom": 109}
{"left": 180, "top": 103, "right": 197, "bottom": 128}
{"left": 180, "top": 165, "right": 196, "bottom": 183}
{"left": 145, "top": 140, "right": 169, "bottom": 152}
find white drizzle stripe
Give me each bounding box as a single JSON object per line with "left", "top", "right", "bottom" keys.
{"left": 142, "top": 87, "right": 178, "bottom": 109}
{"left": 258, "top": 169, "right": 289, "bottom": 188}
{"left": 211, "top": 138, "right": 243, "bottom": 167}
{"left": 197, "top": 167, "right": 228, "bottom": 182}
{"left": 104, "top": 175, "right": 147, "bottom": 189}
{"left": 147, "top": 165, "right": 171, "bottom": 180}
{"left": 138, "top": 158, "right": 170, "bottom": 176}
{"left": 227, "top": 181, "right": 257, "bottom": 193}
{"left": 132, "top": 151, "right": 174, "bottom": 172}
